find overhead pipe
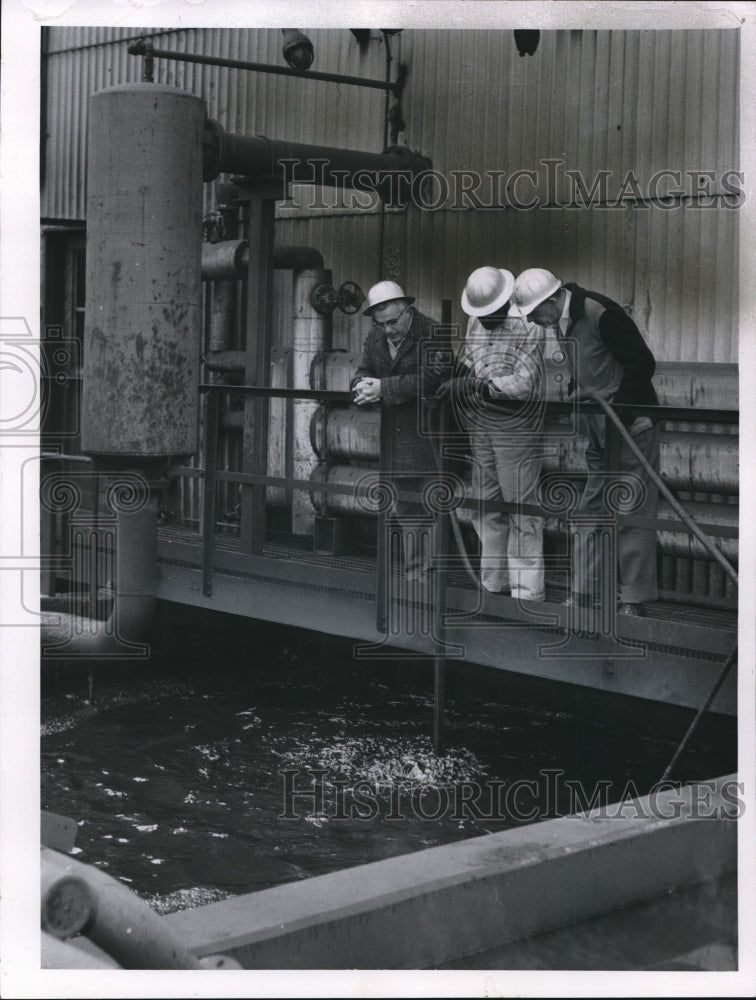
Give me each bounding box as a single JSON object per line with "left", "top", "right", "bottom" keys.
{"left": 129, "top": 37, "right": 407, "bottom": 97}
{"left": 202, "top": 120, "right": 432, "bottom": 206}
{"left": 202, "top": 241, "right": 325, "bottom": 281}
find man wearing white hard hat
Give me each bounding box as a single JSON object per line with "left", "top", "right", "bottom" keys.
{"left": 352, "top": 280, "right": 450, "bottom": 580}
{"left": 436, "top": 266, "right": 546, "bottom": 601}
{"left": 511, "top": 268, "right": 660, "bottom": 616}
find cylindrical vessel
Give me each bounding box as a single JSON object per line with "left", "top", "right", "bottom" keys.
{"left": 310, "top": 405, "right": 381, "bottom": 462}
{"left": 82, "top": 84, "right": 205, "bottom": 464}
{"left": 541, "top": 433, "right": 739, "bottom": 495}
{"left": 309, "top": 463, "right": 384, "bottom": 517}
{"left": 309, "top": 350, "right": 362, "bottom": 393}
{"left": 653, "top": 362, "right": 738, "bottom": 410}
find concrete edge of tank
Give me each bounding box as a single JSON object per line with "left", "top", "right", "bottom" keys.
{"left": 164, "top": 772, "right": 739, "bottom": 970}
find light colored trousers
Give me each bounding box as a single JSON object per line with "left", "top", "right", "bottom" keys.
{"left": 468, "top": 428, "right": 545, "bottom": 600}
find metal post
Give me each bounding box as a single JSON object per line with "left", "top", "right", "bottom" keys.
{"left": 376, "top": 404, "right": 392, "bottom": 633}
{"left": 201, "top": 390, "right": 220, "bottom": 596}
{"left": 432, "top": 298, "right": 453, "bottom": 752}
{"left": 240, "top": 186, "right": 277, "bottom": 554}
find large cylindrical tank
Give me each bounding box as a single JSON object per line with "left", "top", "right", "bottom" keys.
{"left": 310, "top": 404, "right": 381, "bottom": 463}
{"left": 82, "top": 84, "right": 205, "bottom": 465}
{"left": 310, "top": 350, "right": 362, "bottom": 393}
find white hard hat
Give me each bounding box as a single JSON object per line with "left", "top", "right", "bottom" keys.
{"left": 363, "top": 280, "right": 415, "bottom": 316}
{"left": 510, "top": 268, "right": 562, "bottom": 317}
{"left": 461, "top": 267, "right": 515, "bottom": 317}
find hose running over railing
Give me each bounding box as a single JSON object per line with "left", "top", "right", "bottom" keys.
{"left": 585, "top": 389, "right": 738, "bottom": 585}
{"left": 427, "top": 400, "right": 479, "bottom": 587}
{"left": 582, "top": 389, "right": 738, "bottom": 779}
{"left": 429, "top": 391, "right": 738, "bottom": 774}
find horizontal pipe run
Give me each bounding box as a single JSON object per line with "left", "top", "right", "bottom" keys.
{"left": 203, "top": 120, "right": 432, "bottom": 195}
{"left": 309, "top": 406, "right": 739, "bottom": 492}
{"left": 202, "top": 241, "right": 325, "bottom": 280}
{"left": 203, "top": 350, "right": 247, "bottom": 374}
{"left": 129, "top": 40, "right": 404, "bottom": 95}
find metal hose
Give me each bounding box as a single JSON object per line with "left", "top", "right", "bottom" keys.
{"left": 428, "top": 400, "right": 480, "bottom": 587}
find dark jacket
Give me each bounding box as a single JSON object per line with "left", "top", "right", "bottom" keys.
{"left": 563, "top": 283, "right": 659, "bottom": 409}
{"left": 352, "top": 309, "right": 450, "bottom": 475}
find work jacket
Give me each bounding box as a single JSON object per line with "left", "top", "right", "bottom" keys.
{"left": 352, "top": 309, "right": 450, "bottom": 475}
{"left": 456, "top": 314, "right": 545, "bottom": 428}
{"left": 562, "top": 283, "right": 659, "bottom": 410}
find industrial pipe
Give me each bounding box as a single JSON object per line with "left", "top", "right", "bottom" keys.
{"left": 129, "top": 38, "right": 406, "bottom": 96}
{"left": 310, "top": 350, "right": 362, "bottom": 393}
{"left": 203, "top": 120, "right": 432, "bottom": 207}
{"left": 42, "top": 859, "right": 97, "bottom": 940}
{"left": 204, "top": 350, "right": 247, "bottom": 374}
{"left": 310, "top": 404, "right": 381, "bottom": 463}
{"left": 307, "top": 403, "right": 740, "bottom": 495}
{"left": 308, "top": 463, "right": 737, "bottom": 562}
{"left": 41, "top": 484, "right": 158, "bottom": 657}
{"left": 202, "top": 241, "right": 325, "bottom": 281}
{"left": 586, "top": 389, "right": 738, "bottom": 585}
{"left": 41, "top": 847, "right": 203, "bottom": 970}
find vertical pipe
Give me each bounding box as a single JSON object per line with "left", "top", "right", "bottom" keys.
{"left": 240, "top": 188, "right": 277, "bottom": 554}
{"left": 291, "top": 268, "right": 332, "bottom": 534}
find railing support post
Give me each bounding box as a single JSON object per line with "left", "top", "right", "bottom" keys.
{"left": 201, "top": 389, "right": 220, "bottom": 596}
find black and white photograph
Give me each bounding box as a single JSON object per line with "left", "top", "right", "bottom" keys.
{"left": 1, "top": 1, "right": 754, "bottom": 996}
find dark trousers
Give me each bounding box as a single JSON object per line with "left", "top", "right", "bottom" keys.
{"left": 572, "top": 415, "right": 660, "bottom": 604}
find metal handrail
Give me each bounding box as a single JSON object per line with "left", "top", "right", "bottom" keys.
{"left": 193, "top": 382, "right": 739, "bottom": 598}
{"left": 197, "top": 383, "right": 739, "bottom": 424}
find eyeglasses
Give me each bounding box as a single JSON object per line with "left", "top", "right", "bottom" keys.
{"left": 373, "top": 304, "right": 411, "bottom": 330}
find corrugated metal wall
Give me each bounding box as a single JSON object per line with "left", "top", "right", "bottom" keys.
{"left": 42, "top": 26, "right": 740, "bottom": 363}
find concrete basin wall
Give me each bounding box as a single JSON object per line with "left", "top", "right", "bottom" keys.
{"left": 165, "top": 774, "right": 739, "bottom": 969}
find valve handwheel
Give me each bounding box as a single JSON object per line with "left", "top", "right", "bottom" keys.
{"left": 337, "top": 281, "right": 365, "bottom": 314}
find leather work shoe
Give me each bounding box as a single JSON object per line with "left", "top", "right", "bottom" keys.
{"left": 618, "top": 602, "right": 645, "bottom": 617}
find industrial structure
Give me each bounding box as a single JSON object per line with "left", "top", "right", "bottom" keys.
{"left": 40, "top": 25, "right": 739, "bottom": 719}
{"left": 35, "top": 22, "right": 743, "bottom": 973}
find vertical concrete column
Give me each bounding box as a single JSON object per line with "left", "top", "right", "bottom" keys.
{"left": 82, "top": 84, "right": 204, "bottom": 464}
{"left": 291, "top": 268, "right": 332, "bottom": 534}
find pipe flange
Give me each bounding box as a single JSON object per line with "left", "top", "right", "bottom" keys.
{"left": 202, "top": 119, "right": 226, "bottom": 183}
{"left": 310, "top": 284, "right": 338, "bottom": 314}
